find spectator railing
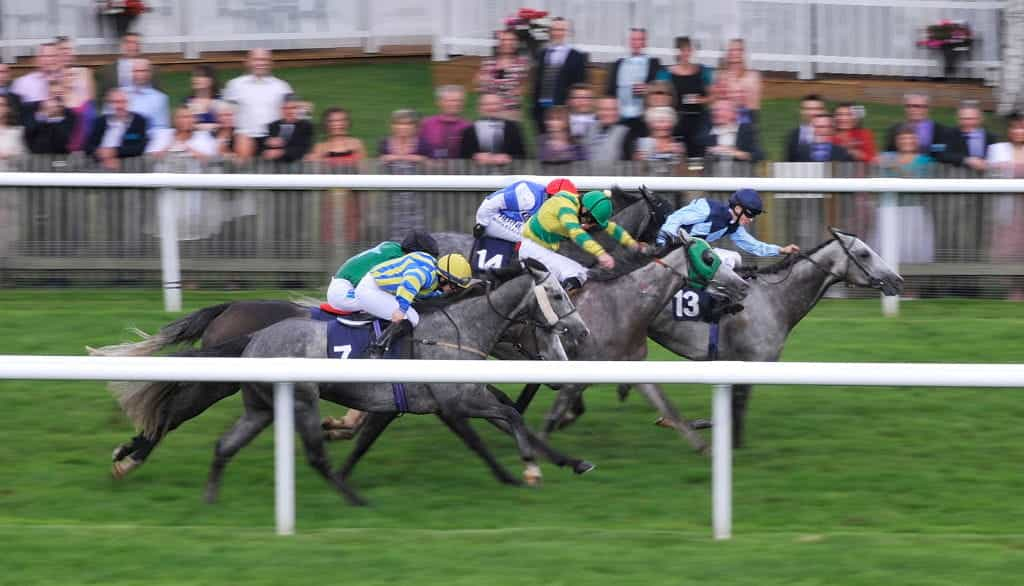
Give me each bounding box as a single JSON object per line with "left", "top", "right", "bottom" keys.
{"left": 1, "top": 156, "right": 1021, "bottom": 308}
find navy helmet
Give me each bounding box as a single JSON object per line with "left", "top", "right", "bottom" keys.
{"left": 728, "top": 188, "right": 764, "bottom": 216}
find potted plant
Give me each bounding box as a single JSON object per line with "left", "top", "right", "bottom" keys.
{"left": 504, "top": 8, "right": 551, "bottom": 59}
{"left": 97, "top": 0, "right": 150, "bottom": 38}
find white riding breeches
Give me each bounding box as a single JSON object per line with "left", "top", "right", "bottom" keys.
{"left": 353, "top": 277, "right": 421, "bottom": 326}
{"left": 326, "top": 278, "right": 362, "bottom": 312}
{"left": 713, "top": 248, "right": 742, "bottom": 270}
{"left": 483, "top": 217, "right": 524, "bottom": 242}
{"left": 518, "top": 238, "right": 589, "bottom": 284}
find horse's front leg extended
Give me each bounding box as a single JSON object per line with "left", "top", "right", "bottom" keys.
{"left": 436, "top": 412, "right": 522, "bottom": 486}
{"left": 635, "top": 382, "right": 708, "bottom": 455}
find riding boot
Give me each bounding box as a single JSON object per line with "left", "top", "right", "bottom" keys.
{"left": 562, "top": 277, "right": 583, "bottom": 292}
{"left": 367, "top": 319, "right": 413, "bottom": 358}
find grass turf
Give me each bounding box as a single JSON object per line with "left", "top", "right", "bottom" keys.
{"left": 1, "top": 290, "right": 1023, "bottom": 584}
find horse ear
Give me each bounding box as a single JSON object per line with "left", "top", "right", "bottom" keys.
{"left": 676, "top": 227, "right": 693, "bottom": 246}
{"left": 638, "top": 184, "right": 655, "bottom": 203}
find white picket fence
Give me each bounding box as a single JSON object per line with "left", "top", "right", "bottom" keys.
{"left": 1, "top": 356, "right": 1022, "bottom": 536}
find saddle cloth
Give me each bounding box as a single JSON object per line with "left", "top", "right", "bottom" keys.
{"left": 307, "top": 307, "right": 402, "bottom": 359}
{"left": 671, "top": 286, "right": 714, "bottom": 322}
{"left": 470, "top": 236, "right": 519, "bottom": 274}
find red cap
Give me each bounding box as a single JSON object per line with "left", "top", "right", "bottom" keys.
{"left": 546, "top": 178, "right": 577, "bottom": 196}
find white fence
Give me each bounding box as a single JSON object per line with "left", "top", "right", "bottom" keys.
{"left": 2, "top": 356, "right": 1023, "bottom": 536}
{"left": 2, "top": 171, "right": 1023, "bottom": 315}
{"left": 436, "top": 0, "right": 1005, "bottom": 81}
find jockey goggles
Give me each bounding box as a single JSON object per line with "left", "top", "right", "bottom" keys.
{"left": 740, "top": 207, "right": 762, "bottom": 219}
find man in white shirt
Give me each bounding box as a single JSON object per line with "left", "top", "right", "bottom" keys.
{"left": 12, "top": 42, "right": 59, "bottom": 106}
{"left": 223, "top": 48, "right": 294, "bottom": 139}
{"left": 127, "top": 59, "right": 169, "bottom": 131}
{"left": 604, "top": 28, "right": 662, "bottom": 126}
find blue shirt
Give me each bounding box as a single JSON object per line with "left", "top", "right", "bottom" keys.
{"left": 657, "top": 198, "right": 781, "bottom": 257}
{"left": 127, "top": 86, "right": 170, "bottom": 130}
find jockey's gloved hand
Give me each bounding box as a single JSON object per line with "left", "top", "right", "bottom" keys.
{"left": 655, "top": 231, "right": 670, "bottom": 247}
{"left": 473, "top": 224, "right": 486, "bottom": 239}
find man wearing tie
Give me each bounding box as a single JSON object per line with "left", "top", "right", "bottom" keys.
{"left": 938, "top": 101, "right": 999, "bottom": 171}
{"left": 604, "top": 28, "right": 662, "bottom": 128}
{"left": 460, "top": 92, "right": 527, "bottom": 165}
{"left": 530, "top": 17, "right": 588, "bottom": 134}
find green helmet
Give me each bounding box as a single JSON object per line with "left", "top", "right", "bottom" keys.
{"left": 580, "top": 190, "right": 613, "bottom": 228}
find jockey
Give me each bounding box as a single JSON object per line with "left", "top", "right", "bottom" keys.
{"left": 655, "top": 188, "right": 800, "bottom": 269}
{"left": 473, "top": 178, "right": 577, "bottom": 242}
{"left": 519, "top": 187, "right": 646, "bottom": 291}
{"left": 358, "top": 251, "right": 473, "bottom": 354}
{"left": 326, "top": 231, "right": 439, "bottom": 313}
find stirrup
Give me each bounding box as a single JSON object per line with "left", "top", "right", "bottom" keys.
{"left": 367, "top": 320, "right": 412, "bottom": 358}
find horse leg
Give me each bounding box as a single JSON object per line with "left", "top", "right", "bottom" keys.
{"left": 204, "top": 408, "right": 273, "bottom": 504}
{"left": 483, "top": 386, "right": 595, "bottom": 475}
{"left": 112, "top": 381, "right": 240, "bottom": 478}
{"left": 334, "top": 411, "right": 398, "bottom": 482}
{"left": 512, "top": 383, "right": 541, "bottom": 414}
{"left": 732, "top": 384, "right": 753, "bottom": 449}
{"left": 436, "top": 412, "right": 522, "bottom": 486}
{"left": 616, "top": 383, "right": 631, "bottom": 402}
{"left": 292, "top": 393, "right": 367, "bottom": 507}
{"left": 634, "top": 382, "right": 708, "bottom": 455}
{"left": 459, "top": 388, "right": 542, "bottom": 486}
{"left": 541, "top": 384, "right": 585, "bottom": 437}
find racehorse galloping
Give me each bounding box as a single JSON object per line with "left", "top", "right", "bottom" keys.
{"left": 639, "top": 228, "right": 902, "bottom": 447}
{"left": 103, "top": 262, "right": 592, "bottom": 501}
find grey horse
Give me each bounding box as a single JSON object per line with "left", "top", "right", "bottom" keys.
{"left": 435, "top": 228, "right": 751, "bottom": 452}
{"left": 636, "top": 229, "right": 903, "bottom": 447}
{"left": 110, "top": 261, "right": 591, "bottom": 504}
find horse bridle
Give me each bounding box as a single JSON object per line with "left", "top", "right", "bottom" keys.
{"left": 791, "top": 228, "right": 890, "bottom": 291}
{"left": 483, "top": 269, "right": 578, "bottom": 335}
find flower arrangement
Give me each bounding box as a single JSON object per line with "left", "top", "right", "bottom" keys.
{"left": 917, "top": 20, "right": 973, "bottom": 51}
{"left": 504, "top": 8, "right": 552, "bottom": 57}
{"left": 918, "top": 20, "right": 973, "bottom": 78}
{"left": 97, "top": 0, "right": 150, "bottom": 17}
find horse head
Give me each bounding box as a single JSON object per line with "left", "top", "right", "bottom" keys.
{"left": 676, "top": 229, "right": 751, "bottom": 303}
{"left": 522, "top": 257, "right": 590, "bottom": 353}
{"left": 827, "top": 227, "right": 904, "bottom": 296}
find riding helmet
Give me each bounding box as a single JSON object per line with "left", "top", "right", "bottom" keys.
{"left": 401, "top": 230, "right": 440, "bottom": 258}
{"left": 437, "top": 253, "right": 473, "bottom": 288}
{"left": 581, "top": 190, "right": 614, "bottom": 228}
{"left": 728, "top": 188, "right": 764, "bottom": 214}
{"left": 546, "top": 178, "right": 577, "bottom": 196}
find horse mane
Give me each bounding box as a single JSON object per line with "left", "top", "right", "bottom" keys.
{"left": 415, "top": 280, "right": 491, "bottom": 314}
{"left": 587, "top": 240, "right": 683, "bottom": 282}
{"left": 735, "top": 238, "right": 835, "bottom": 278}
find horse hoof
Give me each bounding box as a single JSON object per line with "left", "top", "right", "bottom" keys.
{"left": 573, "top": 461, "right": 596, "bottom": 475}
{"left": 324, "top": 428, "right": 357, "bottom": 441}
{"left": 523, "top": 464, "right": 543, "bottom": 487}
{"left": 112, "top": 444, "right": 132, "bottom": 463}
{"left": 204, "top": 487, "right": 219, "bottom": 504}
{"left": 690, "top": 418, "right": 713, "bottom": 430}
{"left": 654, "top": 417, "right": 674, "bottom": 430}
{"left": 111, "top": 456, "right": 142, "bottom": 480}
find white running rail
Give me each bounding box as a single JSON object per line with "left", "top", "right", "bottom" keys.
{"left": 1, "top": 356, "right": 1023, "bottom": 537}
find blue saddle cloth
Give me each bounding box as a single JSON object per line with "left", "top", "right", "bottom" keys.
{"left": 470, "top": 236, "right": 519, "bottom": 274}
{"left": 307, "top": 307, "right": 409, "bottom": 409}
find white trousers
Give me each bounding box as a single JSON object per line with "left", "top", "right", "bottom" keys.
{"left": 483, "top": 218, "right": 524, "bottom": 242}
{"left": 518, "top": 238, "right": 589, "bottom": 284}
{"left": 713, "top": 248, "right": 742, "bottom": 270}
{"left": 326, "top": 278, "right": 362, "bottom": 312}
{"left": 353, "top": 277, "right": 421, "bottom": 326}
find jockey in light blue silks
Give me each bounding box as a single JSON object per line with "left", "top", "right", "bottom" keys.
{"left": 473, "top": 178, "right": 576, "bottom": 242}
{"left": 656, "top": 188, "right": 801, "bottom": 269}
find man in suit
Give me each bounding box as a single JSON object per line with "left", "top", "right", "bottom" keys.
{"left": 793, "top": 113, "right": 853, "bottom": 162}
{"left": 0, "top": 64, "right": 23, "bottom": 124}
{"left": 584, "top": 96, "right": 630, "bottom": 162}
{"left": 262, "top": 94, "right": 313, "bottom": 163}
{"left": 531, "top": 17, "right": 588, "bottom": 134}
{"left": 694, "top": 99, "right": 763, "bottom": 162}
{"left": 460, "top": 92, "right": 526, "bottom": 165}
{"left": 782, "top": 94, "right": 825, "bottom": 161}
{"left": 85, "top": 88, "right": 148, "bottom": 170}
{"left": 97, "top": 32, "right": 159, "bottom": 99}
{"left": 604, "top": 27, "right": 663, "bottom": 127}
{"left": 937, "top": 101, "right": 999, "bottom": 171}
{"left": 885, "top": 92, "right": 949, "bottom": 156}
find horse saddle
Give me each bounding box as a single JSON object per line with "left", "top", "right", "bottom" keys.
{"left": 470, "top": 236, "right": 519, "bottom": 275}
{"left": 308, "top": 305, "right": 405, "bottom": 359}
{"left": 312, "top": 303, "right": 377, "bottom": 327}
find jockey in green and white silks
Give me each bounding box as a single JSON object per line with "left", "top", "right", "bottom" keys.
{"left": 326, "top": 231, "right": 439, "bottom": 312}
{"left": 656, "top": 188, "right": 800, "bottom": 269}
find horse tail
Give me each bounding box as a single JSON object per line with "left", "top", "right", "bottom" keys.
{"left": 110, "top": 334, "right": 252, "bottom": 438}
{"left": 88, "top": 302, "right": 234, "bottom": 357}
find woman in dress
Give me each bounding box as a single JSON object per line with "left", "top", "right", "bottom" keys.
{"left": 875, "top": 125, "right": 936, "bottom": 277}
{"left": 212, "top": 101, "right": 254, "bottom": 163}
{"left": 474, "top": 29, "right": 531, "bottom": 120}
{"left": 379, "top": 109, "right": 432, "bottom": 240}
{"left": 832, "top": 102, "right": 878, "bottom": 164}
{"left": 308, "top": 107, "right": 366, "bottom": 167}
{"left": 714, "top": 38, "right": 762, "bottom": 126}
{"left": 667, "top": 36, "right": 712, "bottom": 149}
{"left": 184, "top": 65, "right": 221, "bottom": 131}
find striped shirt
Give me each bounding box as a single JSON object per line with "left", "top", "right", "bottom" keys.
{"left": 368, "top": 251, "right": 443, "bottom": 312}
{"left": 521, "top": 191, "right": 637, "bottom": 257}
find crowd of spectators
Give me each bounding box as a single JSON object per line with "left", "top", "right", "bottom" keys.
{"left": 0, "top": 23, "right": 1020, "bottom": 181}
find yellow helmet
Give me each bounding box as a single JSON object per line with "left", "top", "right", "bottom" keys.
{"left": 436, "top": 253, "right": 472, "bottom": 288}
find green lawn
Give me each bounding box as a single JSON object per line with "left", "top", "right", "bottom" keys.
{"left": 160, "top": 61, "right": 987, "bottom": 157}
{"left": 1, "top": 291, "right": 1023, "bottom": 584}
